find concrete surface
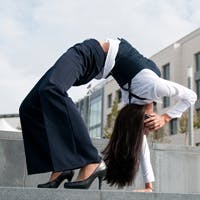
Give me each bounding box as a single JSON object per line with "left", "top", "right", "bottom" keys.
{"left": 0, "top": 187, "right": 200, "bottom": 200}
{"left": 0, "top": 132, "right": 200, "bottom": 193}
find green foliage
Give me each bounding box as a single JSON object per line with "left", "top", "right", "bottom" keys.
{"left": 104, "top": 97, "right": 119, "bottom": 138}
{"left": 149, "top": 127, "right": 169, "bottom": 143}
{"left": 193, "top": 111, "right": 200, "bottom": 129}
{"left": 179, "top": 112, "right": 187, "bottom": 133}
{"left": 179, "top": 111, "right": 200, "bottom": 133}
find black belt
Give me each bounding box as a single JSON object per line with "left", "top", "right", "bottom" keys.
{"left": 122, "top": 80, "right": 147, "bottom": 104}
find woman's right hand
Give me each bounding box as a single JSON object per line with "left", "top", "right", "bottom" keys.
{"left": 144, "top": 113, "right": 171, "bottom": 131}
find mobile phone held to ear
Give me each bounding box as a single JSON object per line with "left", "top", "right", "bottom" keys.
{"left": 144, "top": 114, "right": 151, "bottom": 120}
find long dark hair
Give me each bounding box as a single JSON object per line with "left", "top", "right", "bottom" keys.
{"left": 102, "top": 104, "right": 146, "bottom": 188}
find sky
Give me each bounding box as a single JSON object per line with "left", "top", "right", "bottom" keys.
{"left": 0, "top": 0, "right": 200, "bottom": 114}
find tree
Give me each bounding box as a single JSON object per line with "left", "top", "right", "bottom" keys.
{"left": 179, "top": 112, "right": 187, "bottom": 133}
{"left": 149, "top": 127, "right": 169, "bottom": 143}
{"left": 104, "top": 97, "right": 119, "bottom": 138}
{"left": 179, "top": 110, "right": 200, "bottom": 133}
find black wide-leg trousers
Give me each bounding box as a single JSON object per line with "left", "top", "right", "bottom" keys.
{"left": 19, "top": 47, "right": 101, "bottom": 175}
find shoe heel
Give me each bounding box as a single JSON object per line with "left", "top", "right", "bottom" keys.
{"left": 98, "top": 167, "right": 106, "bottom": 190}
{"left": 67, "top": 171, "right": 74, "bottom": 182}
{"left": 98, "top": 176, "right": 103, "bottom": 190}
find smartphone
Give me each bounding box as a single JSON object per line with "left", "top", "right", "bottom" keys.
{"left": 144, "top": 114, "right": 151, "bottom": 120}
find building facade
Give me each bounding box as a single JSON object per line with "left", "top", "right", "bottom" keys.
{"left": 151, "top": 28, "right": 200, "bottom": 135}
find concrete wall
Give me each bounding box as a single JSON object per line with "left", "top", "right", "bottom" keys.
{"left": 152, "top": 144, "right": 200, "bottom": 193}
{"left": 0, "top": 133, "right": 200, "bottom": 193}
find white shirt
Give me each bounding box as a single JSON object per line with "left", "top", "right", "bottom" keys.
{"left": 96, "top": 38, "right": 197, "bottom": 119}
{"left": 121, "top": 69, "right": 197, "bottom": 118}
{"left": 95, "top": 38, "right": 120, "bottom": 79}
{"left": 140, "top": 135, "right": 155, "bottom": 183}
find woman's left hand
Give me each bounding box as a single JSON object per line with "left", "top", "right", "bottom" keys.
{"left": 133, "top": 182, "right": 153, "bottom": 192}
{"left": 144, "top": 113, "right": 171, "bottom": 131}
{"left": 133, "top": 188, "right": 153, "bottom": 192}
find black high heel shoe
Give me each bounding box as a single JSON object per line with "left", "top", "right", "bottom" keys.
{"left": 37, "top": 170, "right": 74, "bottom": 188}
{"left": 64, "top": 160, "right": 106, "bottom": 190}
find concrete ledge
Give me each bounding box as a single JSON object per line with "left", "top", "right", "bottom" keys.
{"left": 1, "top": 134, "right": 200, "bottom": 193}
{"left": 0, "top": 131, "right": 22, "bottom": 140}
{"left": 152, "top": 143, "right": 200, "bottom": 152}
{"left": 0, "top": 187, "right": 200, "bottom": 200}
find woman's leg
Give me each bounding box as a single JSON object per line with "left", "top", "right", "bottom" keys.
{"left": 20, "top": 49, "right": 100, "bottom": 175}
{"left": 19, "top": 80, "right": 54, "bottom": 174}
{"left": 38, "top": 87, "right": 100, "bottom": 172}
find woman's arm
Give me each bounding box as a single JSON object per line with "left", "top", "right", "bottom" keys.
{"left": 158, "top": 79, "right": 197, "bottom": 118}
{"left": 145, "top": 78, "right": 197, "bottom": 131}
{"left": 133, "top": 135, "right": 154, "bottom": 192}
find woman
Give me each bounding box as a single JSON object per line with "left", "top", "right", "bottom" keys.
{"left": 100, "top": 38, "right": 197, "bottom": 188}
{"left": 19, "top": 38, "right": 196, "bottom": 190}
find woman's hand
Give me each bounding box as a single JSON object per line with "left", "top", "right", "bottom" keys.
{"left": 144, "top": 113, "right": 171, "bottom": 131}
{"left": 133, "top": 182, "right": 153, "bottom": 192}
{"left": 133, "top": 188, "right": 153, "bottom": 192}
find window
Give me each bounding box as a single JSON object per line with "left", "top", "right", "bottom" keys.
{"left": 170, "top": 118, "right": 177, "bottom": 135}
{"left": 162, "top": 63, "right": 170, "bottom": 108}
{"left": 79, "top": 100, "right": 84, "bottom": 118}
{"left": 197, "top": 109, "right": 200, "bottom": 128}
{"left": 107, "top": 114, "right": 112, "bottom": 128}
{"left": 107, "top": 94, "right": 112, "bottom": 108}
{"left": 196, "top": 53, "right": 200, "bottom": 99}
{"left": 195, "top": 52, "right": 200, "bottom": 72}
{"left": 89, "top": 96, "right": 102, "bottom": 138}
{"left": 90, "top": 127, "right": 101, "bottom": 139}
{"left": 163, "top": 63, "right": 170, "bottom": 80}
{"left": 76, "top": 98, "right": 89, "bottom": 126}
{"left": 163, "top": 97, "right": 170, "bottom": 108}
{"left": 196, "top": 80, "right": 200, "bottom": 99}
{"left": 116, "top": 89, "right": 122, "bottom": 103}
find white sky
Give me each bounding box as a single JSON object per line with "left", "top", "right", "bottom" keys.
{"left": 0, "top": 0, "right": 200, "bottom": 114}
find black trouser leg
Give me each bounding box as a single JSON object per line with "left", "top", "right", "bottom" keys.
{"left": 19, "top": 49, "right": 100, "bottom": 175}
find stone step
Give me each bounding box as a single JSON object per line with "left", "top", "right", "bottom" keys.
{"left": 1, "top": 134, "right": 200, "bottom": 193}
{"left": 0, "top": 187, "right": 200, "bottom": 200}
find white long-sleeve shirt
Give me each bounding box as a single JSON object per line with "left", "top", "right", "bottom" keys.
{"left": 96, "top": 38, "right": 197, "bottom": 119}
{"left": 121, "top": 69, "right": 197, "bottom": 118}
{"left": 140, "top": 135, "right": 155, "bottom": 183}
